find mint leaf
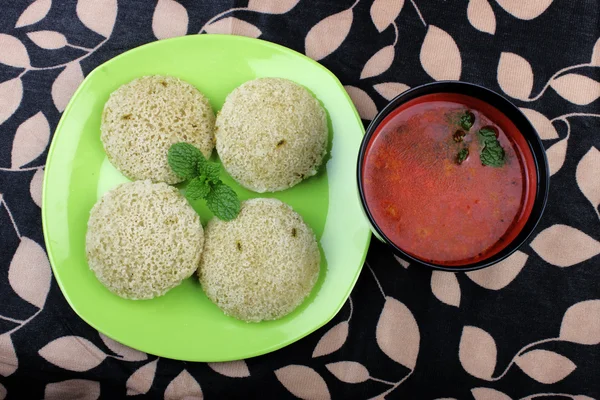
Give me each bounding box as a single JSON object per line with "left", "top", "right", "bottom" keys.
{"left": 200, "top": 162, "right": 221, "bottom": 183}
{"left": 477, "top": 127, "right": 505, "bottom": 167}
{"left": 168, "top": 143, "right": 203, "bottom": 179}
{"left": 185, "top": 177, "right": 210, "bottom": 200}
{"left": 456, "top": 148, "right": 469, "bottom": 165}
{"left": 460, "top": 111, "right": 475, "bottom": 131}
{"left": 206, "top": 182, "right": 240, "bottom": 221}
{"left": 480, "top": 142, "right": 505, "bottom": 167}
{"left": 478, "top": 127, "right": 497, "bottom": 145}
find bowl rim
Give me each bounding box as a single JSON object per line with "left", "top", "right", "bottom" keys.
{"left": 356, "top": 80, "right": 550, "bottom": 272}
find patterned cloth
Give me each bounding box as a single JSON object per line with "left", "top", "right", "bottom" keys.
{"left": 1, "top": 0, "right": 599, "bottom": 398}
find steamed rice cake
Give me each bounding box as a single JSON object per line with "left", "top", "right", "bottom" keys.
{"left": 198, "top": 198, "right": 320, "bottom": 322}
{"left": 215, "top": 78, "right": 328, "bottom": 193}
{"left": 86, "top": 180, "right": 204, "bottom": 300}
{"left": 101, "top": 75, "right": 215, "bottom": 184}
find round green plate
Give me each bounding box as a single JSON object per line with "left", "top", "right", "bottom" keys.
{"left": 42, "top": 34, "right": 371, "bottom": 362}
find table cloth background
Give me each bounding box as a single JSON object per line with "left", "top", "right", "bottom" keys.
{"left": 0, "top": 0, "right": 599, "bottom": 399}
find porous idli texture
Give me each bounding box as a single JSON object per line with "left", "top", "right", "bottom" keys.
{"left": 199, "top": 198, "right": 320, "bottom": 322}
{"left": 101, "top": 75, "right": 215, "bottom": 184}
{"left": 215, "top": 78, "right": 328, "bottom": 193}
{"left": 86, "top": 180, "right": 204, "bottom": 299}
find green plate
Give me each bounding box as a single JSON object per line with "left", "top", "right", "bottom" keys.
{"left": 42, "top": 34, "right": 371, "bottom": 362}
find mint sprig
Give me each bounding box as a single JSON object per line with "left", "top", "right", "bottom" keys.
{"left": 168, "top": 143, "right": 240, "bottom": 221}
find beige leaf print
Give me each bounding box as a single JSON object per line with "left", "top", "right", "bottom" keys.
{"left": 305, "top": 8, "right": 353, "bottom": 61}
{"left": 312, "top": 320, "right": 349, "bottom": 357}
{"left": 152, "top": 0, "right": 189, "bottom": 40}
{"left": 420, "top": 26, "right": 462, "bottom": 81}
{"left": 471, "top": 387, "right": 512, "bottom": 400}
{"left": 44, "top": 379, "right": 100, "bottom": 400}
{"left": 39, "top": 336, "right": 106, "bottom": 371}
{"left": 0, "top": 334, "right": 18, "bottom": 377}
{"left": 459, "top": 326, "right": 497, "bottom": 380}
{"left": 8, "top": 237, "right": 51, "bottom": 308}
{"left": 11, "top": 111, "right": 50, "bottom": 168}
{"left": 559, "top": 300, "right": 600, "bottom": 345}
{"left": 52, "top": 61, "right": 84, "bottom": 112}
{"left": 27, "top": 31, "right": 68, "bottom": 50}
{"left": 76, "top": 0, "right": 117, "bottom": 37}
{"left": 519, "top": 108, "right": 558, "bottom": 140}
{"left": 30, "top": 168, "right": 44, "bottom": 208}
{"left": 344, "top": 86, "right": 377, "bottom": 120}
{"left": 275, "top": 365, "right": 331, "bottom": 400}
{"left": 573, "top": 396, "right": 595, "bottom": 400}
{"left": 374, "top": 82, "right": 410, "bottom": 100}
{"left": 370, "top": 0, "right": 404, "bottom": 32}
{"left": 360, "top": 46, "right": 395, "bottom": 79}
{"left": 495, "top": 0, "right": 553, "bottom": 20}
{"left": 466, "top": 250, "right": 528, "bottom": 290}
{"left": 0, "top": 383, "right": 5, "bottom": 400}
{"left": 591, "top": 37, "right": 600, "bottom": 65}
{"left": 376, "top": 296, "right": 420, "bottom": 369}
{"left": 546, "top": 137, "right": 567, "bottom": 176}
{"left": 0, "top": 34, "right": 30, "bottom": 68}
{"left": 0, "top": 78, "right": 23, "bottom": 126}
{"left": 467, "top": 0, "right": 496, "bottom": 34}
{"left": 515, "top": 349, "right": 576, "bottom": 384}
{"left": 247, "top": 0, "right": 300, "bottom": 14}
{"left": 99, "top": 333, "right": 147, "bottom": 361}
{"left": 126, "top": 359, "right": 158, "bottom": 396}
{"left": 431, "top": 271, "right": 461, "bottom": 307}
{"left": 205, "top": 17, "right": 262, "bottom": 38}
{"left": 550, "top": 74, "right": 600, "bottom": 105}
{"left": 576, "top": 147, "right": 600, "bottom": 217}
{"left": 207, "top": 360, "right": 250, "bottom": 378}
{"left": 530, "top": 224, "right": 600, "bottom": 267}
{"left": 394, "top": 255, "right": 410, "bottom": 268}
{"left": 15, "top": 0, "right": 52, "bottom": 28}
{"left": 497, "top": 52, "right": 533, "bottom": 100}
{"left": 164, "top": 369, "right": 203, "bottom": 400}
{"left": 325, "top": 361, "right": 369, "bottom": 384}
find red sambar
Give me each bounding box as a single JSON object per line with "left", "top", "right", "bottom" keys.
{"left": 361, "top": 93, "right": 537, "bottom": 266}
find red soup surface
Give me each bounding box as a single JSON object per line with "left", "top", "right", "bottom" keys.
{"left": 362, "top": 93, "right": 537, "bottom": 266}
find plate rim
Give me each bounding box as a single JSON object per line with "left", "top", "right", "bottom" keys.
{"left": 42, "top": 34, "right": 371, "bottom": 361}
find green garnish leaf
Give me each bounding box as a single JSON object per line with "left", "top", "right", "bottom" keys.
{"left": 478, "top": 127, "right": 497, "bottom": 144}
{"left": 480, "top": 142, "right": 505, "bottom": 167}
{"left": 185, "top": 177, "right": 210, "bottom": 200}
{"left": 457, "top": 148, "right": 469, "bottom": 165}
{"left": 205, "top": 182, "right": 241, "bottom": 221}
{"left": 201, "top": 162, "right": 221, "bottom": 183}
{"left": 167, "top": 142, "right": 203, "bottom": 179}
{"left": 168, "top": 143, "right": 240, "bottom": 220}
{"left": 477, "top": 126, "right": 505, "bottom": 167}
{"left": 460, "top": 111, "right": 475, "bottom": 131}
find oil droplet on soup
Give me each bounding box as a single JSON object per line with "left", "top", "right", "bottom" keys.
{"left": 362, "top": 93, "right": 536, "bottom": 266}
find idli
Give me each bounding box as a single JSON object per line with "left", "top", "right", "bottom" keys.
{"left": 86, "top": 180, "right": 204, "bottom": 300}
{"left": 101, "top": 75, "right": 215, "bottom": 184}
{"left": 215, "top": 78, "right": 328, "bottom": 193}
{"left": 199, "top": 198, "right": 320, "bottom": 322}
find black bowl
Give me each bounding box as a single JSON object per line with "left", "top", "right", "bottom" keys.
{"left": 357, "top": 81, "right": 550, "bottom": 272}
